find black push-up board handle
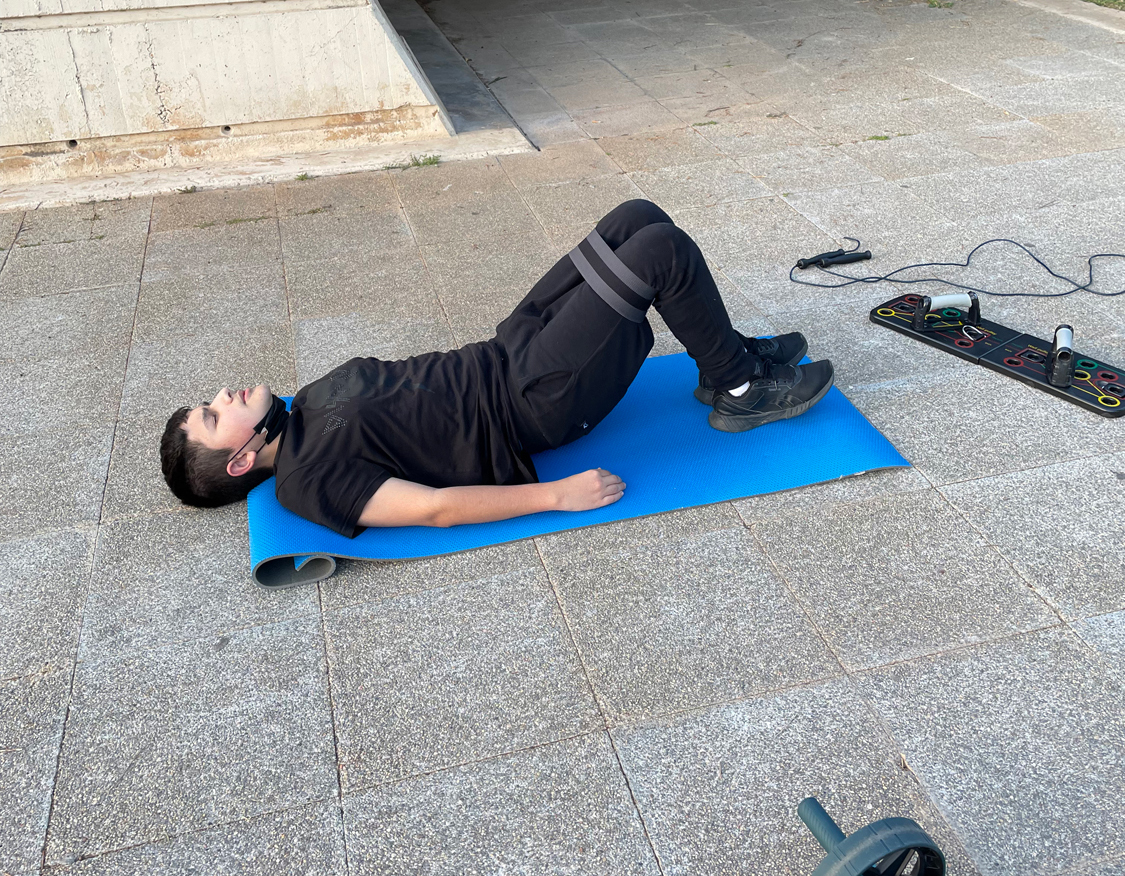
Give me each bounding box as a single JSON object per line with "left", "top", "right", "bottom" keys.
{"left": 870, "top": 294, "right": 1124, "bottom": 417}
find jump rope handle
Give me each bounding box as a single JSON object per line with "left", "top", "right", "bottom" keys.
{"left": 795, "top": 249, "right": 873, "bottom": 269}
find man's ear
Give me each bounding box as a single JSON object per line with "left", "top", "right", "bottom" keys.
{"left": 226, "top": 450, "right": 257, "bottom": 479}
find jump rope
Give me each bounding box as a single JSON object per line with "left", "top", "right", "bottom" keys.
{"left": 789, "top": 237, "right": 1125, "bottom": 299}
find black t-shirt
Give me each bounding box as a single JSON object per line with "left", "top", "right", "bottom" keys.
{"left": 273, "top": 341, "right": 537, "bottom": 537}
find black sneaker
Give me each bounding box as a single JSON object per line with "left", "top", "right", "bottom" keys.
{"left": 708, "top": 360, "right": 835, "bottom": 433}
{"left": 694, "top": 332, "right": 809, "bottom": 405}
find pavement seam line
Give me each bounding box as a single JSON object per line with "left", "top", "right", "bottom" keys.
{"left": 33, "top": 796, "right": 342, "bottom": 868}
{"left": 40, "top": 200, "right": 154, "bottom": 868}
{"left": 742, "top": 511, "right": 850, "bottom": 675}
{"left": 0, "top": 209, "right": 27, "bottom": 275}
{"left": 338, "top": 728, "right": 605, "bottom": 796}
{"left": 531, "top": 537, "right": 611, "bottom": 726}
{"left": 932, "top": 484, "right": 1068, "bottom": 622}
{"left": 387, "top": 169, "right": 458, "bottom": 345}
{"left": 38, "top": 498, "right": 103, "bottom": 868}
{"left": 315, "top": 583, "right": 353, "bottom": 874}
{"left": 531, "top": 537, "right": 668, "bottom": 876}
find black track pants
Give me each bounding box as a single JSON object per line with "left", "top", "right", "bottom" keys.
{"left": 496, "top": 199, "right": 760, "bottom": 453}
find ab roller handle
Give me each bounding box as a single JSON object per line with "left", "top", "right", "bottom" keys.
{"left": 797, "top": 797, "right": 946, "bottom": 876}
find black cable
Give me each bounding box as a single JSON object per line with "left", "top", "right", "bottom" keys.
{"left": 789, "top": 237, "right": 1125, "bottom": 298}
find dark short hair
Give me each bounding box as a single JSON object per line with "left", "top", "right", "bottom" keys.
{"left": 160, "top": 406, "right": 272, "bottom": 507}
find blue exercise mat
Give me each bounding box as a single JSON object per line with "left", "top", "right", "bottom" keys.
{"left": 247, "top": 352, "right": 908, "bottom": 587}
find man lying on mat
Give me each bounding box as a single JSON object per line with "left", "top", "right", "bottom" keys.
{"left": 160, "top": 199, "right": 834, "bottom": 537}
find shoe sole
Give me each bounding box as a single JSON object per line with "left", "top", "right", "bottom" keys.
{"left": 707, "top": 367, "right": 834, "bottom": 433}
{"left": 693, "top": 337, "right": 810, "bottom": 406}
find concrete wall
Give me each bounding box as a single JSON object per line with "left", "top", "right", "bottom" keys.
{"left": 0, "top": 0, "right": 452, "bottom": 182}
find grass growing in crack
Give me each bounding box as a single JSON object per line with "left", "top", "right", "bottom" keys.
{"left": 1080, "top": 0, "right": 1125, "bottom": 9}
{"left": 298, "top": 206, "right": 331, "bottom": 216}
{"left": 387, "top": 154, "right": 442, "bottom": 170}
{"left": 295, "top": 173, "right": 312, "bottom": 181}
{"left": 225, "top": 216, "right": 271, "bottom": 225}
{"left": 866, "top": 135, "right": 891, "bottom": 141}
{"left": 692, "top": 120, "right": 719, "bottom": 126}
{"left": 177, "top": 185, "right": 197, "bottom": 194}
{"left": 928, "top": 0, "right": 954, "bottom": 7}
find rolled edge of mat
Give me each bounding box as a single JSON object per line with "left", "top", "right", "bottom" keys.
{"left": 253, "top": 553, "right": 337, "bottom": 589}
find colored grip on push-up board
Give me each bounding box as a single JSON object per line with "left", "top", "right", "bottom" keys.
{"left": 870, "top": 291, "right": 1124, "bottom": 417}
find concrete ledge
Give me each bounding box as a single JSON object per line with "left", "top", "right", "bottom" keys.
{"left": 0, "top": 126, "right": 532, "bottom": 211}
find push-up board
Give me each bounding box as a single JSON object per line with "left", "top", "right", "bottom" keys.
{"left": 870, "top": 293, "right": 1124, "bottom": 417}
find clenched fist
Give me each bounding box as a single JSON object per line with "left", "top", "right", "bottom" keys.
{"left": 555, "top": 468, "right": 626, "bottom": 512}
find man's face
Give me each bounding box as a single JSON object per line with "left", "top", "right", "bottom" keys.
{"left": 183, "top": 384, "right": 272, "bottom": 458}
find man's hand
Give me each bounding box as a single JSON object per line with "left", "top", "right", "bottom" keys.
{"left": 554, "top": 468, "right": 626, "bottom": 512}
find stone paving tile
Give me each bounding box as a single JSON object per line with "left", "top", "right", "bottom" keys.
{"left": 0, "top": 350, "right": 127, "bottom": 435}
{"left": 733, "top": 466, "right": 933, "bottom": 527}
{"left": 608, "top": 47, "right": 703, "bottom": 79}
{"left": 284, "top": 250, "right": 441, "bottom": 322}
{"left": 15, "top": 200, "right": 150, "bottom": 247}
{"left": 1035, "top": 108, "right": 1125, "bottom": 153}
{"left": 857, "top": 627, "right": 1125, "bottom": 876}
{"left": 849, "top": 367, "right": 1124, "bottom": 485}
{"left": 572, "top": 100, "right": 685, "bottom": 138}
{"left": 597, "top": 126, "right": 722, "bottom": 172}
{"left": 841, "top": 131, "right": 991, "bottom": 181}
{"left": 1073, "top": 609, "right": 1125, "bottom": 683}
{"left": 528, "top": 56, "right": 631, "bottom": 89}
{"left": 318, "top": 539, "right": 541, "bottom": 612}
{"left": 294, "top": 315, "right": 456, "bottom": 387}
{"left": 895, "top": 92, "right": 1017, "bottom": 131}
{"left": 47, "top": 617, "right": 336, "bottom": 864}
{"left": 119, "top": 325, "right": 296, "bottom": 420}
{"left": 534, "top": 499, "right": 743, "bottom": 563}
{"left": 673, "top": 196, "right": 838, "bottom": 291}
{"left": 0, "top": 529, "right": 93, "bottom": 680}
{"left": 143, "top": 222, "right": 281, "bottom": 280}
{"left": 0, "top": 236, "right": 146, "bottom": 298}
{"left": 0, "top": 426, "right": 113, "bottom": 541}
{"left": 391, "top": 157, "right": 540, "bottom": 244}
{"left": 497, "top": 139, "right": 621, "bottom": 187}
{"left": 1, "top": 285, "right": 136, "bottom": 362}
{"left": 324, "top": 568, "right": 600, "bottom": 789}
{"left": 520, "top": 111, "right": 589, "bottom": 147}
{"left": 277, "top": 206, "right": 416, "bottom": 263}
{"left": 80, "top": 505, "right": 318, "bottom": 660}
{"left": 102, "top": 416, "right": 186, "bottom": 522}
{"left": 274, "top": 170, "right": 397, "bottom": 217}
{"left": 689, "top": 106, "right": 824, "bottom": 156}
{"left": 766, "top": 300, "right": 976, "bottom": 390}
{"left": 422, "top": 230, "right": 560, "bottom": 329}
{"left": 940, "top": 453, "right": 1125, "bottom": 620}
{"left": 0, "top": 669, "right": 70, "bottom": 876}
{"left": 345, "top": 733, "right": 660, "bottom": 876}
{"left": 133, "top": 264, "right": 289, "bottom": 344}
{"left": 737, "top": 145, "right": 884, "bottom": 195}
{"left": 630, "top": 158, "right": 772, "bottom": 209}
{"left": 48, "top": 800, "right": 346, "bottom": 876}
{"left": 614, "top": 678, "right": 979, "bottom": 876}
{"left": 520, "top": 174, "right": 647, "bottom": 231}
{"left": 150, "top": 185, "right": 276, "bottom": 234}
{"left": 545, "top": 527, "right": 837, "bottom": 720}
{"left": 16, "top": 203, "right": 98, "bottom": 247}
{"left": 635, "top": 68, "right": 751, "bottom": 103}
{"left": 787, "top": 103, "right": 922, "bottom": 146}
{"left": 757, "top": 490, "right": 1058, "bottom": 670}
{"left": 946, "top": 120, "right": 1075, "bottom": 165}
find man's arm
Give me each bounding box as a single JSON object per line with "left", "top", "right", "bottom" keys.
{"left": 357, "top": 469, "right": 626, "bottom": 528}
